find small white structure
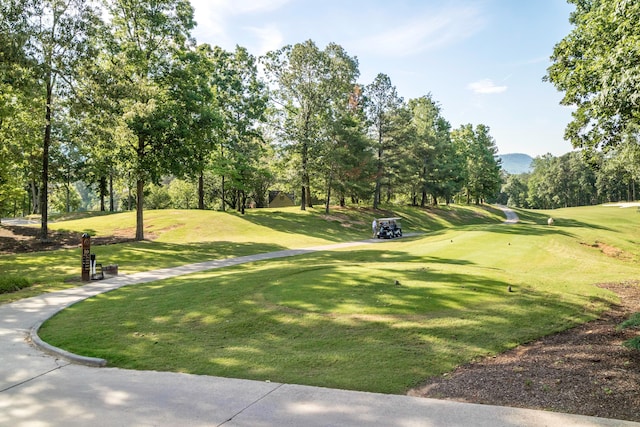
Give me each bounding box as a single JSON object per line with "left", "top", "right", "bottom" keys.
{"left": 547, "top": 217, "right": 555, "bottom": 226}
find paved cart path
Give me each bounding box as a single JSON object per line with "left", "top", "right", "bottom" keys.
{"left": 2, "top": 207, "right": 638, "bottom": 426}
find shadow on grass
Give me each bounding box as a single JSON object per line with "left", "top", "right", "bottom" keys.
{"left": 41, "top": 247, "right": 604, "bottom": 395}
{"left": 239, "top": 210, "right": 367, "bottom": 242}
{"left": 511, "top": 208, "right": 614, "bottom": 232}
{"left": 95, "top": 240, "right": 290, "bottom": 271}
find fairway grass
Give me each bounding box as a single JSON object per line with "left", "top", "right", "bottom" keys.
{"left": 0, "top": 205, "right": 502, "bottom": 303}
{"left": 38, "top": 204, "right": 640, "bottom": 394}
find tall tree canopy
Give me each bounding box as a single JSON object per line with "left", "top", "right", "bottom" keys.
{"left": 546, "top": 0, "right": 640, "bottom": 151}
{"left": 5, "top": 0, "right": 101, "bottom": 239}
{"left": 365, "top": 73, "right": 403, "bottom": 209}
{"left": 102, "top": 0, "right": 202, "bottom": 240}
{"left": 263, "top": 40, "right": 359, "bottom": 210}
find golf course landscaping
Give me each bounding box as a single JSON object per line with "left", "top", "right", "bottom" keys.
{"left": 3, "top": 204, "right": 639, "bottom": 410}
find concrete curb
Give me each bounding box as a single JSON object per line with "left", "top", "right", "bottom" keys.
{"left": 30, "top": 320, "right": 107, "bottom": 367}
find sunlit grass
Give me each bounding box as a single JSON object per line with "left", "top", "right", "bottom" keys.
{"left": 0, "top": 204, "right": 502, "bottom": 303}
{"left": 38, "top": 204, "right": 640, "bottom": 394}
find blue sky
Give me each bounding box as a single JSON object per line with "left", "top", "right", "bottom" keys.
{"left": 190, "top": 0, "right": 576, "bottom": 157}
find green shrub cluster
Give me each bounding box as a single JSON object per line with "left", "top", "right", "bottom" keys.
{"left": 0, "top": 276, "right": 31, "bottom": 294}
{"left": 619, "top": 313, "right": 640, "bottom": 351}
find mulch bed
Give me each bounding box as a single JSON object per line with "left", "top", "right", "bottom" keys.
{"left": 0, "top": 224, "right": 133, "bottom": 254}
{"left": 409, "top": 282, "right": 640, "bottom": 423}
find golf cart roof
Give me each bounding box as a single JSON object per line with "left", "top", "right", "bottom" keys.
{"left": 377, "top": 217, "right": 401, "bottom": 221}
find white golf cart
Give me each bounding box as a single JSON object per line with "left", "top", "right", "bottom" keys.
{"left": 375, "top": 217, "right": 402, "bottom": 239}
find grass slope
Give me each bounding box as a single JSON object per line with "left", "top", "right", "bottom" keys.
{"left": 0, "top": 205, "right": 502, "bottom": 303}
{"left": 27, "top": 205, "right": 640, "bottom": 393}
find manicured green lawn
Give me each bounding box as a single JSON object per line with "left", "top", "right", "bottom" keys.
{"left": 0, "top": 205, "right": 503, "bottom": 303}
{"left": 37, "top": 204, "right": 640, "bottom": 394}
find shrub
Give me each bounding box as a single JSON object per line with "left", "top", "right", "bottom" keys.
{"left": 0, "top": 276, "right": 32, "bottom": 294}
{"left": 618, "top": 312, "right": 640, "bottom": 330}
{"left": 623, "top": 336, "right": 640, "bottom": 351}
{"left": 618, "top": 313, "right": 640, "bottom": 351}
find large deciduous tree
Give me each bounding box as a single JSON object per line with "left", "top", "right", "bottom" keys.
{"left": 546, "top": 0, "right": 640, "bottom": 151}
{"left": 210, "top": 45, "right": 268, "bottom": 213}
{"left": 6, "top": 0, "right": 101, "bottom": 240}
{"left": 103, "top": 0, "right": 203, "bottom": 240}
{"left": 263, "top": 40, "right": 359, "bottom": 210}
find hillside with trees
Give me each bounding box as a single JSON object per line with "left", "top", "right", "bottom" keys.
{"left": 2, "top": 0, "right": 638, "bottom": 241}
{"left": 0, "top": 0, "right": 503, "bottom": 241}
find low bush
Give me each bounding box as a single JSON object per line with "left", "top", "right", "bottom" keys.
{"left": 0, "top": 276, "right": 32, "bottom": 294}
{"left": 618, "top": 312, "right": 640, "bottom": 330}
{"left": 618, "top": 312, "right": 640, "bottom": 351}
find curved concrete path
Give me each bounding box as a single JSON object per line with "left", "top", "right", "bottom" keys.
{"left": 2, "top": 209, "right": 638, "bottom": 426}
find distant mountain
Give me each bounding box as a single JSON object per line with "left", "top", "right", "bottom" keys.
{"left": 498, "top": 153, "right": 534, "bottom": 174}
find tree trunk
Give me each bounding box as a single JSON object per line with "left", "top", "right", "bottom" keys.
{"left": 109, "top": 174, "right": 114, "bottom": 211}
{"left": 40, "top": 78, "right": 53, "bottom": 242}
{"left": 221, "top": 174, "right": 226, "bottom": 211}
{"left": 374, "top": 144, "right": 383, "bottom": 210}
{"left": 325, "top": 173, "right": 332, "bottom": 214}
{"left": 198, "top": 172, "right": 204, "bottom": 209}
{"left": 301, "top": 140, "right": 309, "bottom": 210}
{"left": 135, "top": 179, "right": 144, "bottom": 241}
{"left": 30, "top": 181, "right": 38, "bottom": 214}
{"left": 99, "top": 176, "right": 106, "bottom": 211}
{"left": 65, "top": 183, "right": 70, "bottom": 213}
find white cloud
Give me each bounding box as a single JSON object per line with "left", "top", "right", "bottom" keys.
{"left": 246, "top": 24, "right": 285, "bottom": 55}
{"left": 193, "top": 0, "right": 291, "bottom": 16}
{"left": 350, "top": 5, "right": 485, "bottom": 57}
{"left": 467, "top": 79, "right": 508, "bottom": 94}
{"left": 190, "top": 0, "right": 290, "bottom": 48}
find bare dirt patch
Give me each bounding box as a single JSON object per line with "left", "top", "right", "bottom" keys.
{"left": 410, "top": 282, "right": 640, "bottom": 423}
{"left": 0, "top": 224, "right": 133, "bottom": 254}
{"left": 581, "top": 241, "right": 635, "bottom": 261}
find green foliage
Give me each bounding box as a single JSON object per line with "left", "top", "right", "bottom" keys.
{"left": 620, "top": 312, "right": 640, "bottom": 351}
{"left": 406, "top": 95, "right": 460, "bottom": 206}
{"left": 619, "top": 313, "right": 640, "bottom": 329}
{"left": 168, "top": 179, "right": 197, "bottom": 209}
{"left": 526, "top": 152, "right": 598, "bottom": 209}
{"left": 452, "top": 124, "right": 501, "bottom": 204}
{"left": 145, "top": 184, "right": 172, "bottom": 210}
{"left": 365, "top": 73, "right": 404, "bottom": 209}
{"left": 50, "top": 184, "right": 82, "bottom": 213}
{"left": 623, "top": 337, "right": 640, "bottom": 351}
{"left": 0, "top": 275, "right": 31, "bottom": 294}
{"left": 546, "top": 0, "right": 640, "bottom": 151}
{"left": 263, "top": 40, "right": 360, "bottom": 210}
{"left": 502, "top": 174, "right": 529, "bottom": 208}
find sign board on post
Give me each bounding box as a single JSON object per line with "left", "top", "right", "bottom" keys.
{"left": 81, "top": 233, "right": 91, "bottom": 281}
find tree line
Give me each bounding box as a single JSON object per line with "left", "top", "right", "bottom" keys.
{"left": 509, "top": 0, "right": 640, "bottom": 210}
{"left": 0, "top": 0, "right": 502, "bottom": 241}
{"left": 501, "top": 145, "right": 640, "bottom": 210}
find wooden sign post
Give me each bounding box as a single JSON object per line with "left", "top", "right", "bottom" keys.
{"left": 81, "top": 233, "right": 91, "bottom": 281}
